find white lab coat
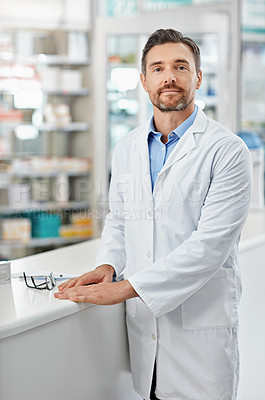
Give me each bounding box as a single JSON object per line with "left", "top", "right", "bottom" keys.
{"left": 96, "top": 108, "right": 252, "bottom": 400}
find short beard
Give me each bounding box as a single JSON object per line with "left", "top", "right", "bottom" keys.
{"left": 155, "top": 98, "right": 189, "bottom": 112}
{"left": 154, "top": 95, "right": 192, "bottom": 112}
{"left": 152, "top": 84, "right": 194, "bottom": 112}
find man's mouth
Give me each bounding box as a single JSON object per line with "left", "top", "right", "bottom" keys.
{"left": 159, "top": 86, "right": 182, "bottom": 95}
{"left": 161, "top": 89, "right": 180, "bottom": 93}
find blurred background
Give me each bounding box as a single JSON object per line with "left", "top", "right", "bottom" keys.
{"left": 0, "top": 0, "right": 264, "bottom": 260}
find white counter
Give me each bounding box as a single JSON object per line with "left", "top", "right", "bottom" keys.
{"left": 0, "top": 239, "right": 101, "bottom": 339}
{"left": 0, "top": 239, "right": 141, "bottom": 400}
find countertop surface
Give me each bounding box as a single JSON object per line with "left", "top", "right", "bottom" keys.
{"left": 0, "top": 239, "right": 101, "bottom": 339}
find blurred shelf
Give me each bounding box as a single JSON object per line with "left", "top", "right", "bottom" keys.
{"left": 0, "top": 236, "right": 92, "bottom": 248}
{"left": 0, "top": 170, "right": 90, "bottom": 178}
{"left": 0, "top": 201, "right": 90, "bottom": 214}
{"left": 0, "top": 122, "right": 90, "bottom": 132}
{"left": 0, "top": 89, "right": 91, "bottom": 96}
{"left": 0, "top": 121, "right": 22, "bottom": 129}
{"left": 243, "top": 32, "right": 265, "bottom": 42}
{"left": 37, "top": 55, "right": 91, "bottom": 66}
{"left": 38, "top": 122, "right": 90, "bottom": 132}
{"left": 43, "top": 88, "right": 90, "bottom": 96}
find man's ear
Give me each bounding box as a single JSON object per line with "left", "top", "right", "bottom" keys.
{"left": 140, "top": 73, "right": 148, "bottom": 92}
{"left": 196, "top": 70, "right": 202, "bottom": 90}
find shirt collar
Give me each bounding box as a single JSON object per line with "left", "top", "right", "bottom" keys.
{"left": 148, "top": 105, "right": 198, "bottom": 141}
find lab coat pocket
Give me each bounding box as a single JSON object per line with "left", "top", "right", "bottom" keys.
{"left": 181, "top": 268, "right": 237, "bottom": 330}
{"left": 126, "top": 298, "right": 136, "bottom": 318}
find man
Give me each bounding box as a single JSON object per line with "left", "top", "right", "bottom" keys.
{"left": 55, "top": 29, "right": 252, "bottom": 400}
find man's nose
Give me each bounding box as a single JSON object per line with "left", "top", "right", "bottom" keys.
{"left": 164, "top": 70, "right": 176, "bottom": 83}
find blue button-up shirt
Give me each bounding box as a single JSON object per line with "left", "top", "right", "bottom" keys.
{"left": 148, "top": 105, "right": 198, "bottom": 190}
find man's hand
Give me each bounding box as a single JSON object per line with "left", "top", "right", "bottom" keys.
{"left": 56, "top": 264, "right": 115, "bottom": 292}
{"left": 54, "top": 280, "right": 138, "bottom": 305}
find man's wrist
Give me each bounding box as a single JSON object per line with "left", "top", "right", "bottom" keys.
{"left": 121, "top": 279, "right": 138, "bottom": 300}
{"left": 96, "top": 264, "right": 115, "bottom": 275}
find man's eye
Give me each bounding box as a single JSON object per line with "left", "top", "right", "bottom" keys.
{"left": 177, "top": 66, "right": 186, "bottom": 71}
{"left": 154, "top": 67, "right": 161, "bottom": 72}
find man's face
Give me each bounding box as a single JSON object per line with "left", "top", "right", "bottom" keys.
{"left": 140, "top": 42, "right": 202, "bottom": 112}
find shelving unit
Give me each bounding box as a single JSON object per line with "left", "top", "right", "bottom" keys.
{"left": 0, "top": 201, "right": 90, "bottom": 215}
{"left": 1, "top": 170, "right": 90, "bottom": 178}
{"left": 0, "top": 17, "right": 93, "bottom": 260}
{"left": 38, "top": 122, "right": 90, "bottom": 132}
{"left": 43, "top": 88, "right": 91, "bottom": 96}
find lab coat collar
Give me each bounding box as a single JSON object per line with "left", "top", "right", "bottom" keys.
{"left": 136, "top": 108, "right": 208, "bottom": 196}
{"left": 137, "top": 107, "right": 208, "bottom": 164}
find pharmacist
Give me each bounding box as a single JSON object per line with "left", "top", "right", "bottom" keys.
{"left": 55, "top": 29, "right": 252, "bottom": 400}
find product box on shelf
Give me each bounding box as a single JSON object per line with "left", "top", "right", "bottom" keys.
{"left": 0, "top": 108, "right": 23, "bottom": 122}
{"left": 0, "top": 218, "right": 31, "bottom": 243}
{"left": 11, "top": 156, "right": 92, "bottom": 174}
{"left": 59, "top": 212, "right": 93, "bottom": 239}
{"left": 44, "top": 103, "right": 71, "bottom": 126}
{"left": 29, "top": 212, "right": 61, "bottom": 238}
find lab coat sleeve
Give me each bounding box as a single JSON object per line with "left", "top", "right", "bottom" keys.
{"left": 95, "top": 146, "right": 126, "bottom": 279}
{"left": 128, "top": 140, "right": 252, "bottom": 318}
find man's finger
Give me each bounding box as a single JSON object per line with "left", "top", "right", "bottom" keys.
{"left": 77, "top": 272, "right": 97, "bottom": 286}
{"left": 55, "top": 285, "right": 87, "bottom": 299}
{"left": 69, "top": 295, "right": 89, "bottom": 303}
{"left": 58, "top": 278, "right": 78, "bottom": 291}
{"left": 54, "top": 291, "right": 71, "bottom": 299}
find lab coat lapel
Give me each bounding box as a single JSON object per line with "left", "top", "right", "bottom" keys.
{"left": 159, "top": 108, "right": 208, "bottom": 174}
{"left": 136, "top": 121, "right": 153, "bottom": 198}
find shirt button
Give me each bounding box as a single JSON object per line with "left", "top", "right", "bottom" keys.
{"left": 170, "top": 133, "right": 174, "bottom": 137}
{"left": 161, "top": 147, "right": 165, "bottom": 151}
{"left": 146, "top": 251, "right": 152, "bottom": 259}
{"left": 147, "top": 210, "right": 153, "bottom": 217}
{"left": 152, "top": 333, "right": 156, "bottom": 341}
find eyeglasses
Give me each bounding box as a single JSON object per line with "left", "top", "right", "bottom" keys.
{"left": 23, "top": 272, "right": 56, "bottom": 291}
